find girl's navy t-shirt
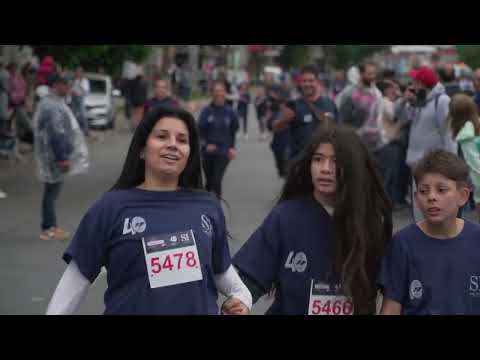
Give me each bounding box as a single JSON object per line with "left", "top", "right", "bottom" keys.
{"left": 233, "top": 197, "right": 338, "bottom": 315}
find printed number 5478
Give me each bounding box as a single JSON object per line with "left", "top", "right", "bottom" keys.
{"left": 151, "top": 252, "right": 197, "bottom": 274}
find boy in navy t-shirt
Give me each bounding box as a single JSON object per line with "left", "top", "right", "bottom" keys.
{"left": 378, "top": 149, "right": 480, "bottom": 315}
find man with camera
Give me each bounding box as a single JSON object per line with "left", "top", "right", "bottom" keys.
{"left": 272, "top": 65, "right": 337, "bottom": 161}
{"left": 406, "top": 66, "right": 457, "bottom": 221}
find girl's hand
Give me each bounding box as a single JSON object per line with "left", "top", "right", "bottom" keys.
{"left": 221, "top": 297, "right": 250, "bottom": 315}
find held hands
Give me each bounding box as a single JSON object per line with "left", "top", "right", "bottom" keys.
{"left": 227, "top": 148, "right": 237, "bottom": 161}
{"left": 57, "top": 160, "right": 71, "bottom": 173}
{"left": 221, "top": 297, "right": 250, "bottom": 315}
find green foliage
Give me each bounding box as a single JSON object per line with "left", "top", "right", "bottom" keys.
{"left": 30, "top": 45, "right": 152, "bottom": 75}
{"left": 279, "top": 45, "right": 388, "bottom": 70}
{"left": 334, "top": 45, "right": 388, "bottom": 69}
{"left": 278, "top": 45, "right": 311, "bottom": 69}
{"left": 457, "top": 45, "right": 480, "bottom": 69}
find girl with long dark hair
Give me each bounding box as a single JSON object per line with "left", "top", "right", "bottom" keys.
{"left": 233, "top": 124, "right": 392, "bottom": 315}
{"left": 46, "top": 106, "right": 251, "bottom": 315}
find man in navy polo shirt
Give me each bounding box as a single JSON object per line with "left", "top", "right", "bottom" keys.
{"left": 273, "top": 65, "right": 338, "bottom": 160}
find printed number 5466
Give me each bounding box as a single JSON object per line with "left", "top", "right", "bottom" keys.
{"left": 311, "top": 299, "right": 353, "bottom": 315}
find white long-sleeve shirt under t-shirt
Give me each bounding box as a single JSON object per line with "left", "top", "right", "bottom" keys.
{"left": 46, "top": 261, "right": 252, "bottom": 315}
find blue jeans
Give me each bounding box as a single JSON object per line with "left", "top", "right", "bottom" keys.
{"left": 41, "top": 182, "right": 63, "bottom": 231}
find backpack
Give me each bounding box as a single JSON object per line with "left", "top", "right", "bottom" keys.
{"left": 432, "top": 94, "right": 447, "bottom": 146}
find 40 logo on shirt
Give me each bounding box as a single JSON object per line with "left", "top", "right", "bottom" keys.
{"left": 123, "top": 217, "right": 147, "bottom": 235}
{"left": 284, "top": 251, "right": 308, "bottom": 273}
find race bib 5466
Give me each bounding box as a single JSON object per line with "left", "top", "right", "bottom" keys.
{"left": 308, "top": 280, "right": 354, "bottom": 316}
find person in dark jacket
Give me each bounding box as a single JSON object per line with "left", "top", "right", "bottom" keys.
{"left": 144, "top": 78, "right": 179, "bottom": 114}
{"left": 198, "top": 81, "right": 239, "bottom": 197}
{"left": 255, "top": 84, "right": 270, "bottom": 141}
{"left": 237, "top": 82, "right": 251, "bottom": 139}
{"left": 267, "top": 90, "right": 291, "bottom": 178}
{"left": 130, "top": 71, "right": 148, "bottom": 130}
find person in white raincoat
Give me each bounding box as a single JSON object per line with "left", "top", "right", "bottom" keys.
{"left": 33, "top": 74, "right": 89, "bottom": 241}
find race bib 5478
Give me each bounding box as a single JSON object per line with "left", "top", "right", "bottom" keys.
{"left": 142, "top": 230, "right": 203, "bottom": 289}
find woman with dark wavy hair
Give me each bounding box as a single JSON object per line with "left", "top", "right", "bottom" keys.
{"left": 234, "top": 124, "right": 392, "bottom": 315}
{"left": 46, "top": 106, "right": 251, "bottom": 315}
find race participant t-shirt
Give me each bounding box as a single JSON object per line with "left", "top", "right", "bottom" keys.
{"left": 63, "top": 188, "right": 231, "bottom": 315}
{"left": 233, "top": 196, "right": 348, "bottom": 315}
{"left": 377, "top": 221, "right": 480, "bottom": 315}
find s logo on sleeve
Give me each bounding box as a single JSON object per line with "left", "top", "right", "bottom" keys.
{"left": 201, "top": 214, "right": 213, "bottom": 237}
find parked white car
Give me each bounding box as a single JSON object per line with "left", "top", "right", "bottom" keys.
{"left": 84, "top": 73, "right": 118, "bottom": 130}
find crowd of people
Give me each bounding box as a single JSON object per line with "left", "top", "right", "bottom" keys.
{"left": 0, "top": 55, "right": 94, "bottom": 240}
{"left": 218, "top": 60, "right": 480, "bottom": 223}
{"left": 0, "top": 55, "right": 95, "bottom": 198}
{"left": 44, "top": 55, "right": 480, "bottom": 315}
{"left": 3, "top": 51, "right": 480, "bottom": 315}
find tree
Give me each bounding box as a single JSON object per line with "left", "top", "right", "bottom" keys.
{"left": 278, "top": 45, "right": 388, "bottom": 71}
{"left": 333, "top": 45, "right": 388, "bottom": 69}
{"left": 457, "top": 45, "right": 480, "bottom": 69}
{"left": 30, "top": 45, "right": 152, "bottom": 75}
{"left": 278, "top": 45, "right": 311, "bottom": 70}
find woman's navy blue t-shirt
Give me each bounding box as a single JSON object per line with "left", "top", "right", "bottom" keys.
{"left": 233, "top": 197, "right": 337, "bottom": 315}
{"left": 63, "top": 189, "right": 232, "bottom": 315}
{"left": 378, "top": 220, "right": 480, "bottom": 315}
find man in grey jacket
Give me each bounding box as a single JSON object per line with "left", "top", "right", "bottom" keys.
{"left": 407, "top": 66, "right": 457, "bottom": 220}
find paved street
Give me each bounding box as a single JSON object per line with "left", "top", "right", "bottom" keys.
{"left": 0, "top": 103, "right": 474, "bottom": 315}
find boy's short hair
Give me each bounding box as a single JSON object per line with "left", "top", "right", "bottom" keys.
{"left": 413, "top": 149, "right": 469, "bottom": 186}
